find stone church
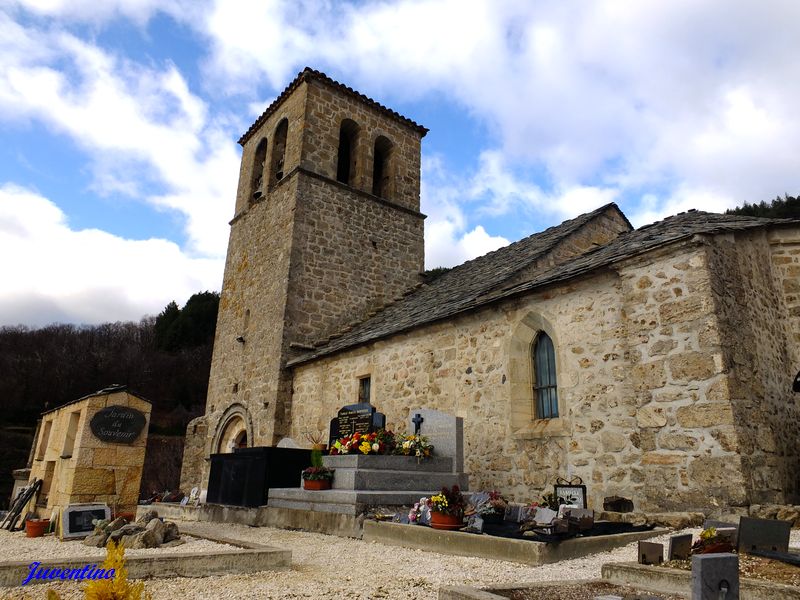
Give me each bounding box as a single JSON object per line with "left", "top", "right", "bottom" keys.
{"left": 181, "top": 67, "right": 800, "bottom": 512}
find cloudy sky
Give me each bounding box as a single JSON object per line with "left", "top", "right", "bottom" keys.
{"left": 1, "top": 1, "right": 799, "bottom": 327}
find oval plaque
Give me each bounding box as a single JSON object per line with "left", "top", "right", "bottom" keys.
{"left": 90, "top": 405, "right": 146, "bottom": 444}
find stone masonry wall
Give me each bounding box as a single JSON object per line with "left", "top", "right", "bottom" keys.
{"left": 186, "top": 76, "right": 428, "bottom": 490}
{"left": 290, "top": 239, "right": 770, "bottom": 513}
{"left": 707, "top": 228, "right": 800, "bottom": 504}
{"left": 200, "top": 176, "right": 298, "bottom": 467}
{"left": 301, "top": 80, "right": 424, "bottom": 212}
{"left": 286, "top": 174, "right": 424, "bottom": 347}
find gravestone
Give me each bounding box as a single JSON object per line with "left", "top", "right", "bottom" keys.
{"left": 61, "top": 503, "right": 111, "bottom": 540}
{"left": 737, "top": 516, "right": 791, "bottom": 553}
{"left": 407, "top": 409, "right": 463, "bottom": 473}
{"left": 328, "top": 403, "right": 386, "bottom": 448}
{"left": 668, "top": 533, "right": 693, "bottom": 561}
{"left": 691, "top": 553, "right": 738, "bottom": 600}
{"left": 638, "top": 541, "right": 664, "bottom": 565}
{"left": 90, "top": 405, "right": 147, "bottom": 444}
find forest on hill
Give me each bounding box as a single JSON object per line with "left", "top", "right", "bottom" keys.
{"left": 0, "top": 292, "right": 218, "bottom": 507}
{"left": 0, "top": 291, "right": 219, "bottom": 430}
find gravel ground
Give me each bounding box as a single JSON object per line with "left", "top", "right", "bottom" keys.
{"left": 2, "top": 524, "right": 798, "bottom": 599}
{"left": 0, "top": 529, "right": 233, "bottom": 562}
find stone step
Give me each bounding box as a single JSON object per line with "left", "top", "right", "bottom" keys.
{"left": 267, "top": 488, "right": 438, "bottom": 516}
{"left": 331, "top": 469, "right": 468, "bottom": 492}
{"left": 323, "top": 454, "right": 454, "bottom": 472}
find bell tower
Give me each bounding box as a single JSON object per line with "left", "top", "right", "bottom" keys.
{"left": 181, "top": 69, "right": 427, "bottom": 489}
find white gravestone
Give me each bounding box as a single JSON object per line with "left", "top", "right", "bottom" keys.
{"left": 407, "top": 409, "right": 464, "bottom": 474}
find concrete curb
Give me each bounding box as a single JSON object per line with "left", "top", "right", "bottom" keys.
{"left": 439, "top": 579, "right": 630, "bottom": 600}
{"left": 602, "top": 561, "right": 800, "bottom": 600}
{"left": 364, "top": 521, "right": 667, "bottom": 566}
{"left": 0, "top": 530, "right": 290, "bottom": 587}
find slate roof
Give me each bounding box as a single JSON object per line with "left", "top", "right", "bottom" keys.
{"left": 239, "top": 67, "right": 428, "bottom": 146}
{"left": 288, "top": 208, "right": 800, "bottom": 368}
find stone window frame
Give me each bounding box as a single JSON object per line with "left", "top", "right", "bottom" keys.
{"left": 357, "top": 373, "right": 371, "bottom": 403}
{"left": 212, "top": 403, "right": 254, "bottom": 454}
{"left": 508, "top": 312, "right": 570, "bottom": 439}
{"left": 336, "top": 118, "right": 361, "bottom": 187}
{"left": 269, "top": 118, "right": 289, "bottom": 185}
{"left": 250, "top": 137, "right": 269, "bottom": 201}
{"left": 371, "top": 134, "right": 394, "bottom": 199}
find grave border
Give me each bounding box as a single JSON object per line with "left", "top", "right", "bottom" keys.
{"left": 0, "top": 526, "right": 290, "bottom": 588}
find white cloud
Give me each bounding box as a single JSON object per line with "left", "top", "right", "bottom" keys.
{"left": 0, "top": 12, "right": 240, "bottom": 258}
{"left": 195, "top": 0, "right": 800, "bottom": 217}
{"left": 0, "top": 184, "right": 222, "bottom": 326}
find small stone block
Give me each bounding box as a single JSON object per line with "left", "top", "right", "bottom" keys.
{"left": 593, "top": 596, "right": 623, "bottom": 600}
{"left": 668, "top": 533, "right": 693, "bottom": 560}
{"left": 691, "top": 553, "right": 738, "bottom": 600}
{"left": 738, "top": 516, "right": 790, "bottom": 553}
{"left": 638, "top": 541, "right": 664, "bottom": 565}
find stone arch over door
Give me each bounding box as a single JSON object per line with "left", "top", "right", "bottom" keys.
{"left": 212, "top": 404, "right": 254, "bottom": 454}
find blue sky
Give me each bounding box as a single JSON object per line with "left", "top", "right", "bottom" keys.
{"left": 1, "top": 1, "right": 799, "bottom": 327}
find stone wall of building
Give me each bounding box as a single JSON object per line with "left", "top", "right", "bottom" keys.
{"left": 287, "top": 174, "right": 424, "bottom": 347}
{"left": 185, "top": 75, "right": 428, "bottom": 491}
{"left": 290, "top": 235, "right": 786, "bottom": 513}
{"left": 28, "top": 390, "right": 150, "bottom": 515}
{"left": 707, "top": 227, "right": 800, "bottom": 504}
{"left": 301, "top": 79, "right": 424, "bottom": 212}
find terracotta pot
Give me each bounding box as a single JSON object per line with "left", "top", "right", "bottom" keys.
{"left": 25, "top": 519, "right": 50, "bottom": 538}
{"left": 303, "top": 479, "right": 332, "bottom": 491}
{"left": 430, "top": 511, "right": 463, "bottom": 530}
{"left": 696, "top": 541, "right": 734, "bottom": 554}
{"left": 311, "top": 443, "right": 328, "bottom": 452}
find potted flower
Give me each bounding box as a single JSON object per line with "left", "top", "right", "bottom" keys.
{"left": 476, "top": 490, "right": 508, "bottom": 524}
{"left": 301, "top": 466, "right": 335, "bottom": 490}
{"left": 302, "top": 446, "right": 334, "bottom": 490}
{"left": 691, "top": 526, "right": 734, "bottom": 554}
{"left": 427, "top": 485, "right": 465, "bottom": 530}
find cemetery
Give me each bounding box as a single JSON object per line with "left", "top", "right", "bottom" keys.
{"left": 2, "top": 390, "right": 799, "bottom": 598}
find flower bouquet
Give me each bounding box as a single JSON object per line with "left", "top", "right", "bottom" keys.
{"left": 408, "top": 497, "right": 430, "bottom": 525}
{"left": 393, "top": 433, "right": 433, "bottom": 460}
{"left": 329, "top": 429, "right": 396, "bottom": 455}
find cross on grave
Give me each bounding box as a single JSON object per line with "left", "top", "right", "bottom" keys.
{"left": 412, "top": 413, "right": 424, "bottom": 435}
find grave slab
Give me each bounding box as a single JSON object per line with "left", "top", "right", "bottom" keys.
{"left": 738, "top": 516, "right": 791, "bottom": 553}
{"left": 691, "top": 553, "right": 739, "bottom": 600}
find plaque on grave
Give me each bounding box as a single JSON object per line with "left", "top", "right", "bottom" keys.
{"left": 61, "top": 503, "right": 111, "bottom": 539}
{"left": 90, "top": 405, "right": 146, "bottom": 444}
{"left": 328, "top": 403, "right": 385, "bottom": 448}
{"left": 554, "top": 484, "right": 587, "bottom": 509}
{"left": 738, "top": 516, "right": 791, "bottom": 553}
{"left": 638, "top": 541, "right": 664, "bottom": 565}
{"left": 668, "top": 533, "right": 693, "bottom": 561}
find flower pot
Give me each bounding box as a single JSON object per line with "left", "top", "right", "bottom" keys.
{"left": 25, "top": 518, "right": 50, "bottom": 538}
{"left": 311, "top": 443, "right": 328, "bottom": 452}
{"left": 303, "top": 479, "right": 332, "bottom": 491}
{"left": 113, "top": 512, "right": 135, "bottom": 523}
{"left": 430, "top": 511, "right": 463, "bottom": 530}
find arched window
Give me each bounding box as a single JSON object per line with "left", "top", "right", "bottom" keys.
{"left": 372, "top": 135, "right": 393, "bottom": 198}
{"left": 337, "top": 119, "right": 359, "bottom": 185}
{"left": 270, "top": 118, "right": 288, "bottom": 183}
{"left": 532, "top": 332, "right": 558, "bottom": 419}
{"left": 251, "top": 138, "right": 268, "bottom": 200}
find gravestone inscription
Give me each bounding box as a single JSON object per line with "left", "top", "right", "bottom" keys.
{"left": 328, "top": 403, "right": 386, "bottom": 448}
{"left": 90, "top": 405, "right": 146, "bottom": 444}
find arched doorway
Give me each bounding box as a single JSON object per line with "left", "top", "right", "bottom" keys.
{"left": 216, "top": 414, "right": 249, "bottom": 453}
